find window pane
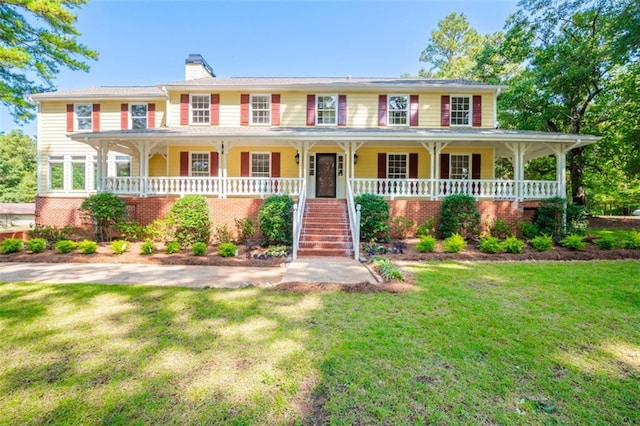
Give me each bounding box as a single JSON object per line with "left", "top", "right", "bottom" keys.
{"left": 450, "top": 154, "right": 470, "bottom": 179}
{"left": 115, "top": 156, "right": 131, "bottom": 177}
{"left": 71, "top": 158, "right": 86, "bottom": 190}
{"left": 251, "top": 153, "right": 270, "bottom": 177}
{"left": 191, "top": 95, "right": 210, "bottom": 124}
{"left": 49, "top": 162, "right": 64, "bottom": 190}
{"left": 190, "top": 153, "right": 209, "bottom": 176}
{"left": 388, "top": 96, "right": 408, "bottom": 125}
{"left": 316, "top": 95, "right": 337, "bottom": 125}
{"left": 451, "top": 96, "right": 470, "bottom": 126}
{"left": 387, "top": 154, "right": 407, "bottom": 179}
{"left": 251, "top": 95, "right": 271, "bottom": 124}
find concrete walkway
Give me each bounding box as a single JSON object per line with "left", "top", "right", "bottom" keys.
{"left": 282, "top": 256, "right": 378, "bottom": 284}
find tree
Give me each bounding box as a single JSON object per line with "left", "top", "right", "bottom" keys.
{"left": 0, "top": 130, "right": 37, "bottom": 202}
{"left": 0, "top": 0, "right": 97, "bottom": 121}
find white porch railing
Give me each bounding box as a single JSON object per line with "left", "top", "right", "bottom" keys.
{"left": 346, "top": 181, "right": 361, "bottom": 260}
{"left": 351, "top": 178, "right": 433, "bottom": 199}
{"left": 292, "top": 181, "right": 307, "bottom": 260}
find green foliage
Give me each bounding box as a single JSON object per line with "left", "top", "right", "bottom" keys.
{"left": 80, "top": 193, "right": 129, "bottom": 242}
{"left": 533, "top": 197, "right": 565, "bottom": 237}
{"left": 517, "top": 221, "right": 541, "bottom": 239}
{"left": 258, "top": 195, "right": 294, "bottom": 246}
{"left": 479, "top": 236, "right": 501, "bottom": 254}
{"left": 77, "top": 239, "right": 98, "bottom": 254}
{"left": 0, "top": 238, "right": 23, "bottom": 254}
{"left": 25, "top": 238, "right": 47, "bottom": 253}
{"left": 416, "top": 218, "right": 436, "bottom": 237}
{"left": 530, "top": 234, "right": 554, "bottom": 252}
{"left": 140, "top": 239, "right": 155, "bottom": 255}
{"left": 488, "top": 219, "right": 513, "bottom": 239}
{"left": 416, "top": 235, "right": 437, "bottom": 253}
{"left": 438, "top": 194, "right": 480, "bottom": 239}
{"left": 370, "top": 256, "right": 404, "bottom": 281}
{"left": 593, "top": 236, "right": 617, "bottom": 250}
{"left": 27, "top": 224, "right": 75, "bottom": 243}
{"left": 0, "top": 130, "right": 36, "bottom": 202}
{"left": 390, "top": 216, "right": 414, "bottom": 240}
{"left": 234, "top": 217, "right": 256, "bottom": 246}
{"left": 218, "top": 242, "right": 238, "bottom": 257}
{"left": 167, "top": 195, "right": 212, "bottom": 246}
{"left": 443, "top": 233, "right": 467, "bottom": 253}
{"left": 622, "top": 231, "right": 640, "bottom": 249}
{"left": 145, "top": 219, "right": 170, "bottom": 243}
{"left": 55, "top": 240, "right": 77, "bottom": 254}
{"left": 117, "top": 221, "right": 148, "bottom": 242}
{"left": 500, "top": 236, "right": 524, "bottom": 254}
{"left": 214, "top": 224, "right": 233, "bottom": 244}
{"left": 566, "top": 204, "right": 588, "bottom": 235}
{"left": 164, "top": 241, "right": 182, "bottom": 254}
{"left": 560, "top": 234, "right": 587, "bottom": 251}
{"left": 192, "top": 242, "right": 208, "bottom": 256}
{"left": 354, "top": 194, "right": 390, "bottom": 242}
{"left": 110, "top": 240, "right": 129, "bottom": 255}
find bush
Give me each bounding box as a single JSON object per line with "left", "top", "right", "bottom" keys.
{"left": 145, "top": 219, "right": 171, "bottom": 243}
{"left": 235, "top": 217, "right": 256, "bottom": 246}
{"left": 140, "top": 239, "right": 155, "bottom": 255}
{"left": 560, "top": 234, "right": 586, "bottom": 250}
{"left": 110, "top": 240, "right": 129, "bottom": 254}
{"left": 117, "top": 221, "right": 148, "bottom": 242}
{"left": 443, "top": 233, "right": 467, "bottom": 253}
{"left": 258, "top": 195, "right": 294, "bottom": 245}
{"left": 438, "top": 194, "right": 480, "bottom": 239}
{"left": 1, "top": 238, "right": 23, "bottom": 254}
{"left": 165, "top": 241, "right": 182, "bottom": 254}
{"left": 500, "top": 236, "right": 524, "bottom": 254}
{"left": 370, "top": 256, "right": 404, "bottom": 281}
{"left": 416, "top": 235, "right": 436, "bottom": 253}
{"left": 218, "top": 242, "right": 238, "bottom": 257}
{"left": 80, "top": 192, "right": 129, "bottom": 242}
{"left": 479, "top": 236, "right": 501, "bottom": 254}
{"left": 517, "top": 221, "right": 541, "bottom": 239}
{"left": 594, "top": 236, "right": 617, "bottom": 250}
{"left": 533, "top": 197, "right": 565, "bottom": 237}
{"left": 622, "top": 231, "right": 640, "bottom": 249}
{"left": 55, "top": 240, "right": 77, "bottom": 254}
{"left": 390, "top": 216, "right": 414, "bottom": 240}
{"left": 416, "top": 218, "right": 436, "bottom": 237}
{"left": 354, "top": 193, "right": 390, "bottom": 242}
{"left": 77, "top": 239, "right": 98, "bottom": 254}
{"left": 26, "top": 238, "right": 47, "bottom": 253}
{"left": 566, "top": 204, "right": 588, "bottom": 235}
{"left": 488, "top": 219, "right": 513, "bottom": 239}
{"left": 27, "top": 224, "right": 75, "bottom": 243}
{"left": 214, "top": 224, "right": 233, "bottom": 244}
{"left": 167, "top": 195, "right": 212, "bottom": 246}
{"left": 530, "top": 234, "right": 554, "bottom": 252}
{"left": 192, "top": 242, "right": 208, "bottom": 256}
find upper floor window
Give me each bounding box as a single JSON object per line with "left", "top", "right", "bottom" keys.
{"left": 388, "top": 95, "right": 408, "bottom": 126}
{"left": 387, "top": 153, "right": 408, "bottom": 178}
{"left": 251, "top": 95, "right": 271, "bottom": 125}
{"left": 451, "top": 96, "right": 471, "bottom": 126}
{"left": 251, "top": 152, "right": 271, "bottom": 177}
{"left": 130, "top": 104, "right": 148, "bottom": 129}
{"left": 316, "top": 95, "right": 337, "bottom": 125}
{"left": 75, "top": 104, "right": 92, "bottom": 130}
{"left": 190, "top": 152, "right": 210, "bottom": 176}
{"left": 450, "top": 154, "right": 470, "bottom": 179}
{"left": 190, "top": 94, "right": 210, "bottom": 124}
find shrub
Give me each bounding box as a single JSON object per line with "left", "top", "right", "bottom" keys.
{"left": 235, "top": 217, "right": 256, "bottom": 246}
{"left": 438, "top": 194, "right": 480, "bottom": 239}
{"left": 218, "top": 242, "right": 238, "bottom": 257}
{"left": 145, "top": 219, "right": 171, "bottom": 243}
{"left": 488, "top": 219, "right": 513, "bottom": 239}
{"left": 110, "top": 240, "right": 129, "bottom": 255}
{"left": 214, "top": 224, "right": 233, "bottom": 244}
{"left": 192, "top": 242, "right": 208, "bottom": 256}
{"left": 362, "top": 241, "right": 388, "bottom": 256}
{"left": 443, "top": 233, "right": 467, "bottom": 253}
{"left": 500, "top": 236, "right": 524, "bottom": 254}
{"left": 258, "top": 195, "right": 294, "bottom": 245}
{"left": 27, "top": 224, "right": 75, "bottom": 243}
{"left": 1, "top": 238, "right": 23, "bottom": 254}
{"left": 354, "top": 193, "right": 390, "bottom": 242}
{"left": 26, "top": 238, "right": 47, "bottom": 253}
{"left": 80, "top": 192, "right": 129, "bottom": 242}
{"left": 77, "top": 240, "right": 98, "bottom": 254}
{"left": 55, "top": 240, "right": 77, "bottom": 254}
{"left": 517, "top": 221, "right": 541, "bottom": 239}
{"left": 622, "top": 231, "right": 640, "bottom": 249}
{"left": 390, "top": 216, "right": 414, "bottom": 240}
{"left": 165, "top": 241, "right": 182, "bottom": 254}
{"left": 533, "top": 197, "right": 565, "bottom": 237}
{"left": 140, "top": 239, "right": 155, "bottom": 255}
{"left": 370, "top": 256, "right": 404, "bottom": 281}
{"left": 416, "top": 235, "right": 436, "bottom": 253}
{"left": 530, "top": 234, "right": 554, "bottom": 252}
{"left": 416, "top": 218, "right": 436, "bottom": 237}
{"left": 566, "top": 204, "right": 588, "bottom": 235}
{"left": 167, "top": 195, "right": 212, "bottom": 246}
{"left": 117, "top": 221, "right": 148, "bottom": 242}
{"left": 560, "top": 234, "right": 587, "bottom": 250}
{"left": 479, "top": 236, "right": 501, "bottom": 254}
{"left": 594, "top": 236, "right": 617, "bottom": 250}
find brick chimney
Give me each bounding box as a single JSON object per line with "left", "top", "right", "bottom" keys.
{"left": 185, "top": 54, "right": 216, "bottom": 80}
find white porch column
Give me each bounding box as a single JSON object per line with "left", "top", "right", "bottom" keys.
{"left": 556, "top": 146, "right": 567, "bottom": 198}
{"left": 221, "top": 141, "right": 231, "bottom": 198}
{"left": 420, "top": 142, "right": 436, "bottom": 200}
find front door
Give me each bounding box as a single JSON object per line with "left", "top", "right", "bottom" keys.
{"left": 316, "top": 153, "right": 337, "bottom": 198}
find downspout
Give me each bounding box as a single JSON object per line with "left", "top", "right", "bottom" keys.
{"left": 31, "top": 97, "right": 42, "bottom": 196}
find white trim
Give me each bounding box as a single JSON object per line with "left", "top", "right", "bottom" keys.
{"left": 449, "top": 94, "right": 472, "bottom": 127}
{"left": 129, "top": 103, "right": 148, "bottom": 129}
{"left": 249, "top": 94, "right": 272, "bottom": 126}
{"left": 387, "top": 94, "right": 409, "bottom": 127}
{"left": 315, "top": 94, "right": 338, "bottom": 126}
{"left": 250, "top": 151, "right": 272, "bottom": 177}
{"left": 189, "top": 93, "right": 210, "bottom": 125}
{"left": 386, "top": 152, "right": 409, "bottom": 179}
{"left": 189, "top": 151, "right": 211, "bottom": 177}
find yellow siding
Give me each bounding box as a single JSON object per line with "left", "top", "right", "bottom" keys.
{"left": 347, "top": 94, "right": 378, "bottom": 128}
{"left": 219, "top": 92, "right": 241, "bottom": 127}
{"left": 442, "top": 146, "right": 495, "bottom": 179}
{"left": 226, "top": 146, "right": 299, "bottom": 177}
{"left": 280, "top": 93, "right": 308, "bottom": 127}
{"left": 418, "top": 94, "right": 440, "bottom": 127}
{"left": 354, "top": 147, "right": 432, "bottom": 179}
{"left": 148, "top": 154, "right": 166, "bottom": 176}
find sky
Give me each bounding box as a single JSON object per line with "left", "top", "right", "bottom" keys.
{"left": 0, "top": 0, "right": 520, "bottom": 136}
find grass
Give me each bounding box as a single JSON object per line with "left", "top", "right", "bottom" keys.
{"left": 588, "top": 227, "right": 638, "bottom": 241}
{"left": 1, "top": 261, "right": 639, "bottom": 424}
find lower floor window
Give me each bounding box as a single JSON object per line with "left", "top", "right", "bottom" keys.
{"left": 48, "top": 153, "right": 131, "bottom": 191}
{"left": 450, "top": 154, "right": 470, "bottom": 179}
{"left": 48, "top": 156, "right": 64, "bottom": 190}
{"left": 251, "top": 152, "right": 270, "bottom": 177}
{"left": 387, "top": 154, "right": 407, "bottom": 179}
{"left": 71, "top": 156, "right": 86, "bottom": 190}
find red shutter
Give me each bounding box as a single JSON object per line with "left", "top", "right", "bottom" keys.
{"left": 180, "top": 152, "right": 189, "bottom": 176}
{"left": 441, "top": 95, "right": 450, "bottom": 127}
{"left": 66, "top": 104, "right": 74, "bottom": 132}
{"left": 378, "top": 95, "right": 387, "bottom": 126}
{"left": 338, "top": 94, "right": 347, "bottom": 126}
{"left": 240, "top": 94, "right": 249, "bottom": 126}
{"left": 180, "top": 94, "right": 189, "bottom": 125}
{"left": 440, "top": 153, "right": 450, "bottom": 179}
{"left": 92, "top": 104, "right": 100, "bottom": 131}
{"left": 410, "top": 95, "right": 419, "bottom": 127}
{"left": 271, "top": 152, "right": 280, "bottom": 177}
{"left": 377, "top": 153, "right": 387, "bottom": 178}
{"left": 306, "top": 94, "right": 315, "bottom": 126}
{"left": 472, "top": 154, "right": 481, "bottom": 179}
{"left": 210, "top": 152, "right": 219, "bottom": 177}
{"left": 210, "top": 94, "right": 219, "bottom": 125}
{"left": 240, "top": 152, "right": 250, "bottom": 177}
{"left": 472, "top": 95, "right": 482, "bottom": 127}
{"left": 148, "top": 103, "right": 156, "bottom": 128}
{"left": 120, "top": 103, "right": 128, "bottom": 130}
{"left": 409, "top": 153, "right": 418, "bottom": 179}
{"left": 271, "top": 94, "right": 280, "bottom": 126}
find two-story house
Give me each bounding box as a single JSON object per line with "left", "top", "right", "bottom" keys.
{"left": 30, "top": 54, "right": 598, "bottom": 256}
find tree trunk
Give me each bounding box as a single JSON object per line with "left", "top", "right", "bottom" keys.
{"left": 568, "top": 146, "right": 586, "bottom": 205}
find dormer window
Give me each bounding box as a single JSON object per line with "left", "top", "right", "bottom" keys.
{"left": 388, "top": 95, "right": 408, "bottom": 126}
{"left": 190, "top": 94, "right": 210, "bottom": 124}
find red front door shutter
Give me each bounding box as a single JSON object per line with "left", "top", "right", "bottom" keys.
{"left": 306, "top": 94, "right": 315, "bottom": 126}
{"left": 409, "top": 153, "right": 418, "bottom": 179}
{"left": 338, "top": 94, "right": 347, "bottom": 126}
{"left": 472, "top": 95, "right": 482, "bottom": 127}
{"left": 377, "top": 153, "right": 387, "bottom": 178}
{"left": 210, "top": 152, "right": 219, "bottom": 177}
{"left": 271, "top": 152, "right": 281, "bottom": 178}
{"left": 211, "top": 94, "right": 220, "bottom": 125}
{"left": 271, "top": 94, "right": 280, "bottom": 126}
{"left": 120, "top": 103, "right": 128, "bottom": 130}
{"left": 66, "top": 104, "right": 74, "bottom": 132}
{"left": 148, "top": 103, "right": 156, "bottom": 128}
{"left": 378, "top": 95, "right": 387, "bottom": 126}
{"left": 92, "top": 104, "right": 100, "bottom": 131}
{"left": 440, "top": 153, "right": 450, "bottom": 179}
{"left": 441, "top": 95, "right": 450, "bottom": 127}
{"left": 240, "top": 152, "right": 250, "bottom": 177}
{"left": 180, "top": 152, "right": 189, "bottom": 176}
{"left": 472, "top": 154, "right": 481, "bottom": 179}
{"left": 410, "top": 95, "right": 419, "bottom": 127}
{"left": 240, "top": 94, "right": 249, "bottom": 126}
{"left": 180, "top": 94, "right": 189, "bottom": 125}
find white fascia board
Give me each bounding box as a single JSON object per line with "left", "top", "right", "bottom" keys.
{"left": 161, "top": 83, "right": 507, "bottom": 93}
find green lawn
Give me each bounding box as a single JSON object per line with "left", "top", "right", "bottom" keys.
{"left": 1, "top": 261, "right": 639, "bottom": 424}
